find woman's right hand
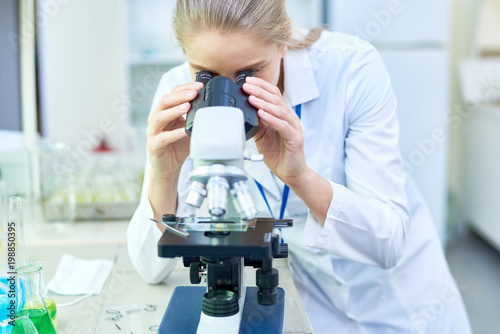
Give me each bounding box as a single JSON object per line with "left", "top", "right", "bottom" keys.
{"left": 147, "top": 81, "right": 204, "bottom": 181}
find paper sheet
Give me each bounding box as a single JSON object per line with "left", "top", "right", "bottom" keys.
{"left": 46, "top": 254, "right": 114, "bottom": 295}
{"left": 459, "top": 58, "right": 500, "bottom": 104}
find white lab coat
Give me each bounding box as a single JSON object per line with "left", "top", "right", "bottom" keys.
{"left": 127, "top": 31, "right": 472, "bottom": 334}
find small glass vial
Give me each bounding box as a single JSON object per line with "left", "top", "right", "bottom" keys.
{"left": 8, "top": 197, "right": 25, "bottom": 270}
{"left": 25, "top": 257, "right": 57, "bottom": 324}
{"left": 15, "top": 265, "right": 56, "bottom": 334}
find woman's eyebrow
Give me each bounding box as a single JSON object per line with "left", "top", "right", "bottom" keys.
{"left": 235, "top": 60, "right": 267, "bottom": 72}
{"left": 189, "top": 63, "right": 210, "bottom": 71}
{"left": 189, "top": 60, "right": 268, "bottom": 72}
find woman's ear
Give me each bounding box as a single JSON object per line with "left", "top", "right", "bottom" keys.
{"left": 280, "top": 44, "right": 288, "bottom": 58}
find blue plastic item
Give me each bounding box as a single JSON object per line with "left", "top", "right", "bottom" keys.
{"left": 159, "top": 286, "right": 285, "bottom": 334}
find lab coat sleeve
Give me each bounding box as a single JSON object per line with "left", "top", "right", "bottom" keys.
{"left": 127, "top": 69, "right": 191, "bottom": 283}
{"left": 127, "top": 159, "right": 179, "bottom": 284}
{"left": 304, "top": 46, "right": 411, "bottom": 269}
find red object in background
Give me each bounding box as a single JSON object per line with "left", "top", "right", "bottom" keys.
{"left": 93, "top": 138, "right": 113, "bottom": 152}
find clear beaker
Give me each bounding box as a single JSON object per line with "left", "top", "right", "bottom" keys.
{"left": 14, "top": 265, "right": 55, "bottom": 334}
{"left": 0, "top": 277, "right": 11, "bottom": 326}
{"left": 1, "top": 316, "right": 39, "bottom": 334}
{"left": 24, "top": 257, "right": 56, "bottom": 324}
{"left": 39, "top": 142, "right": 76, "bottom": 223}
{"left": 0, "top": 180, "right": 6, "bottom": 224}
{"left": 1, "top": 197, "right": 25, "bottom": 324}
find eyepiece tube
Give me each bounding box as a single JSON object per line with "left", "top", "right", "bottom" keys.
{"left": 196, "top": 70, "right": 214, "bottom": 86}
{"left": 235, "top": 70, "right": 254, "bottom": 86}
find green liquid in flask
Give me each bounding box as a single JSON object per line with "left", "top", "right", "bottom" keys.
{"left": 13, "top": 309, "right": 56, "bottom": 334}
{"left": 45, "top": 298, "right": 57, "bottom": 322}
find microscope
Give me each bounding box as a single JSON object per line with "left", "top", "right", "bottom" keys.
{"left": 156, "top": 70, "right": 292, "bottom": 333}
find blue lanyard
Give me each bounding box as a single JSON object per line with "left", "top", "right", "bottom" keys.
{"left": 254, "top": 104, "right": 301, "bottom": 231}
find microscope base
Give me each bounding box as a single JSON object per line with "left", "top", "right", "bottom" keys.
{"left": 158, "top": 286, "right": 285, "bottom": 334}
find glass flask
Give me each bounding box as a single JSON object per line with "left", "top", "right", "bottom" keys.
{"left": 1, "top": 316, "right": 38, "bottom": 334}
{"left": 24, "top": 257, "right": 56, "bottom": 324}
{"left": 14, "top": 265, "right": 56, "bottom": 334}
{"left": 1, "top": 197, "right": 26, "bottom": 324}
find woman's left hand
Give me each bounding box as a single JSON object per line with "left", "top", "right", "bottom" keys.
{"left": 243, "top": 76, "right": 308, "bottom": 187}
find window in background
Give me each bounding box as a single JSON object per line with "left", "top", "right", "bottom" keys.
{"left": 127, "top": 0, "right": 185, "bottom": 127}
{"left": 0, "top": 0, "right": 21, "bottom": 131}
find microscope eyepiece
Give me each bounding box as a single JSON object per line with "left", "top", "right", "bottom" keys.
{"left": 196, "top": 70, "right": 214, "bottom": 86}
{"left": 235, "top": 70, "right": 254, "bottom": 87}
{"left": 196, "top": 69, "right": 252, "bottom": 87}
{"left": 186, "top": 69, "right": 260, "bottom": 140}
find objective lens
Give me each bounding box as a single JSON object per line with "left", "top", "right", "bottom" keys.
{"left": 207, "top": 176, "right": 229, "bottom": 218}
{"left": 230, "top": 181, "right": 257, "bottom": 220}
{"left": 186, "top": 181, "right": 207, "bottom": 208}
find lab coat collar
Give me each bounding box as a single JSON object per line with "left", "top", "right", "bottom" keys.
{"left": 282, "top": 47, "right": 319, "bottom": 108}
{"left": 244, "top": 138, "right": 281, "bottom": 199}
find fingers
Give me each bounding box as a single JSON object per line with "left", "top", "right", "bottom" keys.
{"left": 147, "top": 127, "right": 187, "bottom": 155}
{"left": 245, "top": 76, "right": 280, "bottom": 96}
{"left": 148, "top": 101, "right": 190, "bottom": 135}
{"left": 154, "top": 81, "right": 203, "bottom": 114}
{"left": 243, "top": 77, "right": 301, "bottom": 131}
{"left": 243, "top": 80, "right": 282, "bottom": 106}
{"left": 248, "top": 95, "right": 301, "bottom": 131}
{"left": 257, "top": 108, "right": 302, "bottom": 144}
{"left": 148, "top": 81, "right": 203, "bottom": 135}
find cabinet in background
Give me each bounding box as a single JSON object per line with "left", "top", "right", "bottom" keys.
{"left": 463, "top": 104, "right": 500, "bottom": 251}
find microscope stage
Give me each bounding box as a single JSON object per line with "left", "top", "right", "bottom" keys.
{"left": 158, "top": 219, "right": 276, "bottom": 260}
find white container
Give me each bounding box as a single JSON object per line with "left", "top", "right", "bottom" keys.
{"left": 462, "top": 103, "right": 500, "bottom": 251}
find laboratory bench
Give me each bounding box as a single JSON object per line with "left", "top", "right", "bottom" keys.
{"left": 23, "top": 209, "right": 314, "bottom": 334}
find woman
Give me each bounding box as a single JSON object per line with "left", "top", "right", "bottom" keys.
{"left": 127, "top": 1, "right": 471, "bottom": 333}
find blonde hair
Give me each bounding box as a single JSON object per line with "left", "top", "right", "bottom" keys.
{"left": 172, "top": 0, "right": 323, "bottom": 51}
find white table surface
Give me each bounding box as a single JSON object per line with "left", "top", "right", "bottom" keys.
{"left": 22, "top": 204, "right": 314, "bottom": 334}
